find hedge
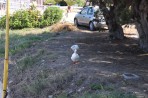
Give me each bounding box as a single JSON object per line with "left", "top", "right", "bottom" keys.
{"left": 0, "top": 7, "right": 63, "bottom": 29}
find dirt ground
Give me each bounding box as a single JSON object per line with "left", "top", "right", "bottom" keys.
{"left": 0, "top": 25, "right": 148, "bottom": 98}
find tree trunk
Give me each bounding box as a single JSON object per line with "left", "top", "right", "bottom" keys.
{"left": 99, "top": 1, "right": 124, "bottom": 40}
{"left": 133, "top": 0, "right": 148, "bottom": 51}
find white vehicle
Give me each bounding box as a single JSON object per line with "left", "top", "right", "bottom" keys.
{"left": 74, "top": 6, "right": 107, "bottom": 31}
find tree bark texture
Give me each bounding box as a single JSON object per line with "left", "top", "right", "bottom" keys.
{"left": 99, "top": 1, "right": 124, "bottom": 40}
{"left": 133, "top": 0, "right": 148, "bottom": 51}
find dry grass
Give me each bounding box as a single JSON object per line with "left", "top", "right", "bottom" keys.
{"left": 50, "top": 23, "right": 78, "bottom": 33}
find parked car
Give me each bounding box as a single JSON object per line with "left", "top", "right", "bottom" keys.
{"left": 74, "top": 6, "right": 107, "bottom": 31}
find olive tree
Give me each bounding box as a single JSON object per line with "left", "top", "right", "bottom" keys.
{"left": 87, "top": 0, "right": 148, "bottom": 51}
{"left": 132, "top": 0, "right": 148, "bottom": 51}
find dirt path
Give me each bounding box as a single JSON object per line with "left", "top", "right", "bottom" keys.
{"left": 0, "top": 26, "right": 148, "bottom": 98}
{"left": 43, "top": 27, "right": 148, "bottom": 97}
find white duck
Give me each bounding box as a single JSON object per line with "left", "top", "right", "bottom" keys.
{"left": 71, "top": 45, "right": 79, "bottom": 52}
{"left": 71, "top": 49, "right": 79, "bottom": 64}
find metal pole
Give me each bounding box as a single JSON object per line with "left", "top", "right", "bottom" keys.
{"left": 2, "top": 0, "right": 10, "bottom": 97}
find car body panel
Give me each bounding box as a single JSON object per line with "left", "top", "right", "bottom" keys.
{"left": 74, "top": 6, "right": 107, "bottom": 29}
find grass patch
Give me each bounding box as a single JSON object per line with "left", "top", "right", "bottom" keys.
{"left": 76, "top": 76, "right": 86, "bottom": 86}
{"left": 17, "top": 56, "right": 37, "bottom": 71}
{"left": 24, "top": 78, "right": 47, "bottom": 95}
{"left": 16, "top": 49, "right": 45, "bottom": 71}
{"left": 90, "top": 83, "right": 114, "bottom": 91}
{"left": 90, "top": 83, "right": 104, "bottom": 90}
{"left": 77, "top": 92, "right": 137, "bottom": 98}
{"left": 0, "top": 27, "right": 53, "bottom": 56}
{"left": 57, "top": 92, "right": 137, "bottom": 98}
{"left": 23, "top": 68, "right": 75, "bottom": 97}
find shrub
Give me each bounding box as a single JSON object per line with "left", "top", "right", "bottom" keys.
{"left": 10, "top": 10, "right": 29, "bottom": 29}
{"left": 65, "top": 0, "right": 75, "bottom": 6}
{"left": 44, "top": 0, "right": 56, "bottom": 5}
{"left": 0, "top": 9, "right": 41, "bottom": 29}
{"left": 0, "top": 16, "right": 6, "bottom": 29}
{"left": 43, "top": 7, "right": 63, "bottom": 26}
{"left": 75, "top": 0, "right": 85, "bottom": 7}
{"left": 0, "top": 7, "right": 63, "bottom": 29}
{"left": 10, "top": 10, "right": 41, "bottom": 29}
{"left": 28, "top": 10, "right": 41, "bottom": 27}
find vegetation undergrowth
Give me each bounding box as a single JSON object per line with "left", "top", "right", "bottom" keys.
{"left": 0, "top": 27, "right": 53, "bottom": 57}
{"left": 57, "top": 91, "right": 137, "bottom": 98}
{"left": 0, "top": 7, "right": 63, "bottom": 29}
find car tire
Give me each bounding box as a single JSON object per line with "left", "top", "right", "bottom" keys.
{"left": 74, "top": 18, "right": 79, "bottom": 27}
{"left": 89, "top": 21, "right": 95, "bottom": 31}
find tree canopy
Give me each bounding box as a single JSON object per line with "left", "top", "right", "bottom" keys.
{"left": 44, "top": 0, "right": 85, "bottom": 6}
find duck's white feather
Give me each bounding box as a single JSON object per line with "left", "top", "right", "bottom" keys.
{"left": 71, "top": 45, "right": 79, "bottom": 51}
{"left": 71, "top": 50, "right": 79, "bottom": 62}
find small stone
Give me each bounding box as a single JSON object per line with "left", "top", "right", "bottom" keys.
{"left": 67, "top": 89, "right": 74, "bottom": 95}
{"left": 77, "top": 87, "right": 84, "bottom": 92}
{"left": 41, "top": 63, "right": 44, "bottom": 66}
{"left": 144, "top": 90, "right": 148, "bottom": 93}
{"left": 122, "top": 73, "right": 139, "bottom": 80}
{"left": 9, "top": 80, "right": 13, "bottom": 84}
{"left": 82, "top": 61, "right": 85, "bottom": 63}
{"left": 48, "top": 95, "right": 53, "bottom": 98}
{"left": 97, "top": 51, "right": 102, "bottom": 53}
{"left": 71, "top": 83, "right": 74, "bottom": 86}
{"left": 41, "top": 60, "right": 45, "bottom": 62}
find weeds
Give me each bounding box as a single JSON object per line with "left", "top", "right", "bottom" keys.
{"left": 76, "top": 76, "right": 86, "bottom": 86}
{"left": 57, "top": 92, "right": 137, "bottom": 98}
{"left": 0, "top": 28, "right": 53, "bottom": 57}
{"left": 78, "top": 92, "right": 136, "bottom": 98}
{"left": 23, "top": 68, "right": 75, "bottom": 98}
{"left": 24, "top": 78, "right": 47, "bottom": 95}
{"left": 16, "top": 49, "right": 46, "bottom": 71}
{"left": 90, "top": 83, "right": 104, "bottom": 90}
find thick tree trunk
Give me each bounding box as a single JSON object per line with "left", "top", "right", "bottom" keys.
{"left": 99, "top": 1, "right": 124, "bottom": 40}
{"left": 106, "top": 6, "right": 124, "bottom": 40}
{"left": 133, "top": 0, "right": 148, "bottom": 51}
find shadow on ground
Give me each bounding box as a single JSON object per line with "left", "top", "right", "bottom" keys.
{"left": 0, "top": 27, "right": 147, "bottom": 98}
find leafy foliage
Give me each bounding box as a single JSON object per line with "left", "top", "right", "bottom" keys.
{"left": 44, "top": 0, "right": 85, "bottom": 6}
{"left": 44, "top": 0, "right": 56, "bottom": 5}
{"left": 0, "top": 9, "right": 41, "bottom": 29}
{"left": 11, "top": 10, "right": 41, "bottom": 29}
{"left": 75, "top": 0, "right": 85, "bottom": 6}
{"left": 117, "top": 7, "right": 133, "bottom": 24}
{"left": 42, "top": 7, "right": 63, "bottom": 26}
{"left": 0, "top": 7, "right": 63, "bottom": 29}
{"left": 0, "top": 16, "right": 6, "bottom": 29}
{"left": 90, "top": 0, "right": 133, "bottom": 25}
{"left": 65, "top": 0, "right": 75, "bottom": 6}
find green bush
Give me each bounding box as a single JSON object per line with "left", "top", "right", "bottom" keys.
{"left": 10, "top": 10, "right": 29, "bottom": 29}
{"left": 0, "top": 9, "right": 41, "bottom": 29}
{"left": 43, "top": 7, "right": 63, "bottom": 26}
{"left": 0, "top": 7, "right": 63, "bottom": 29}
{"left": 28, "top": 10, "right": 41, "bottom": 27}
{"left": 10, "top": 10, "right": 41, "bottom": 29}
{"left": 44, "top": 0, "right": 56, "bottom": 5}
{"left": 75, "top": 0, "right": 85, "bottom": 6}
{"left": 0, "top": 16, "right": 6, "bottom": 29}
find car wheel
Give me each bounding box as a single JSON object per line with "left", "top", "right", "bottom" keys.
{"left": 89, "top": 21, "right": 95, "bottom": 31}
{"left": 74, "top": 18, "right": 79, "bottom": 27}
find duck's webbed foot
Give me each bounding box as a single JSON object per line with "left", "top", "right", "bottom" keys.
{"left": 73, "top": 61, "right": 80, "bottom": 64}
